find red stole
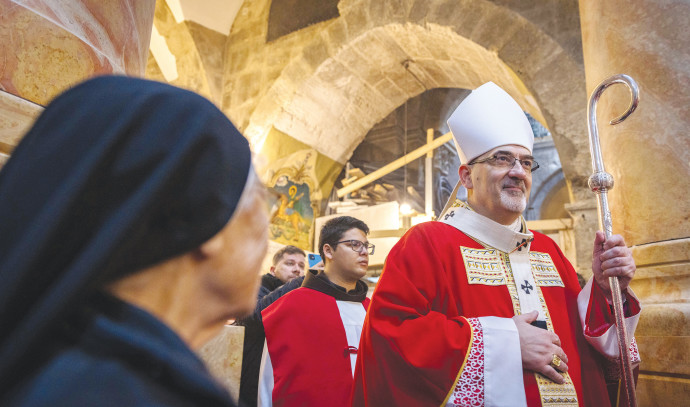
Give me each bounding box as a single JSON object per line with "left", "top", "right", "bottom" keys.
{"left": 263, "top": 287, "right": 369, "bottom": 407}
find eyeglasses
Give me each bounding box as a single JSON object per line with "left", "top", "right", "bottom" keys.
{"left": 469, "top": 152, "right": 539, "bottom": 172}
{"left": 335, "top": 240, "right": 375, "bottom": 255}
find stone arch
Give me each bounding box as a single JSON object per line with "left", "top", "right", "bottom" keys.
{"left": 527, "top": 168, "right": 567, "bottom": 220}
{"left": 224, "top": 0, "right": 590, "bottom": 197}
{"left": 147, "top": 0, "right": 226, "bottom": 104}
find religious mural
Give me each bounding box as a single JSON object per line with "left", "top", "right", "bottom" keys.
{"left": 269, "top": 177, "right": 313, "bottom": 248}
{"left": 264, "top": 149, "right": 321, "bottom": 250}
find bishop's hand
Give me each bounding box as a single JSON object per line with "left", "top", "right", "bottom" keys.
{"left": 592, "top": 231, "right": 636, "bottom": 299}
{"left": 512, "top": 311, "right": 569, "bottom": 384}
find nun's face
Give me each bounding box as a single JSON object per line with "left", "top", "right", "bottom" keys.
{"left": 213, "top": 174, "right": 269, "bottom": 317}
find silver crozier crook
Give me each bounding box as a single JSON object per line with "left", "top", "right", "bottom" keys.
{"left": 587, "top": 74, "right": 639, "bottom": 407}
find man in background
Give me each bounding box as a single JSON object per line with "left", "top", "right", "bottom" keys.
{"left": 237, "top": 246, "right": 305, "bottom": 406}
{"left": 258, "top": 246, "right": 305, "bottom": 298}
{"left": 258, "top": 216, "right": 372, "bottom": 407}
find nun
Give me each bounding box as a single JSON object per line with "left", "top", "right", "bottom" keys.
{"left": 0, "top": 76, "right": 268, "bottom": 406}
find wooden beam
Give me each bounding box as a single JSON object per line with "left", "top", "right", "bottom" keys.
{"left": 525, "top": 218, "right": 573, "bottom": 231}
{"left": 368, "top": 229, "right": 407, "bottom": 238}
{"left": 337, "top": 132, "right": 453, "bottom": 198}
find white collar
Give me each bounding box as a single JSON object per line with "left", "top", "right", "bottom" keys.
{"left": 439, "top": 200, "right": 533, "bottom": 254}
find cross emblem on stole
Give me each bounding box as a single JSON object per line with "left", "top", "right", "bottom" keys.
{"left": 515, "top": 238, "right": 528, "bottom": 251}
{"left": 521, "top": 280, "right": 533, "bottom": 294}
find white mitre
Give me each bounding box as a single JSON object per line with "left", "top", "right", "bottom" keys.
{"left": 447, "top": 82, "right": 534, "bottom": 163}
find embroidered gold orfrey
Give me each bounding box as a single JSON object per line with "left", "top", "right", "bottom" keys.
{"left": 529, "top": 252, "right": 565, "bottom": 287}
{"left": 502, "top": 253, "right": 578, "bottom": 406}
{"left": 460, "top": 247, "right": 505, "bottom": 285}
{"left": 458, "top": 245, "right": 578, "bottom": 405}
{"left": 459, "top": 247, "right": 565, "bottom": 288}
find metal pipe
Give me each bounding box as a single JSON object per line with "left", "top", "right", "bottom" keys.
{"left": 586, "top": 73, "right": 639, "bottom": 407}
{"left": 425, "top": 128, "right": 434, "bottom": 218}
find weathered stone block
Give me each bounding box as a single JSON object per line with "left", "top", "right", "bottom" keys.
{"left": 373, "top": 77, "right": 407, "bottom": 103}
{"left": 230, "top": 47, "right": 250, "bottom": 72}
{"left": 369, "top": 0, "right": 408, "bottom": 24}
{"left": 631, "top": 265, "right": 689, "bottom": 305}
{"left": 302, "top": 38, "right": 330, "bottom": 70}
{"left": 637, "top": 335, "right": 690, "bottom": 375}
{"left": 342, "top": 5, "right": 371, "bottom": 39}
{"left": 197, "top": 325, "right": 244, "bottom": 405}
{"left": 637, "top": 374, "right": 690, "bottom": 407}
{"left": 325, "top": 19, "right": 348, "bottom": 54}
{"left": 429, "top": 0, "right": 471, "bottom": 29}
{"left": 636, "top": 303, "right": 690, "bottom": 338}
{"left": 384, "top": 24, "right": 433, "bottom": 60}
{"left": 408, "top": 0, "right": 432, "bottom": 23}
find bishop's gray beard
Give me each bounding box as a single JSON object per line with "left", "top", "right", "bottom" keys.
{"left": 500, "top": 190, "right": 527, "bottom": 213}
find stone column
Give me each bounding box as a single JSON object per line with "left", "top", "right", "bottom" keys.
{"left": 564, "top": 198, "right": 599, "bottom": 279}
{"left": 0, "top": 0, "right": 156, "bottom": 168}
{"left": 197, "top": 325, "right": 244, "bottom": 405}
{"left": 579, "top": 1, "right": 690, "bottom": 404}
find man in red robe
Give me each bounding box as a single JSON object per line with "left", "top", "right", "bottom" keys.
{"left": 258, "top": 216, "right": 373, "bottom": 407}
{"left": 351, "top": 82, "right": 640, "bottom": 407}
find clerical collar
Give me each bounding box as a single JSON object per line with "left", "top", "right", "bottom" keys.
{"left": 439, "top": 200, "right": 533, "bottom": 253}
{"left": 301, "top": 270, "right": 368, "bottom": 302}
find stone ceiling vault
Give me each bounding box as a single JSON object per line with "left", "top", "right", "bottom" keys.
{"left": 252, "top": 23, "right": 545, "bottom": 163}
{"left": 223, "top": 0, "right": 593, "bottom": 198}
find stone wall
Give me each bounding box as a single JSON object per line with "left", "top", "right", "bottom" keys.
{"left": 220, "top": 0, "right": 601, "bottom": 277}
{"left": 148, "top": 1, "right": 226, "bottom": 105}
{"left": 580, "top": 0, "right": 690, "bottom": 403}
{"left": 222, "top": 0, "right": 586, "bottom": 174}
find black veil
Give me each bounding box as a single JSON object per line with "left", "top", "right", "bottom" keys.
{"left": 0, "top": 76, "right": 251, "bottom": 390}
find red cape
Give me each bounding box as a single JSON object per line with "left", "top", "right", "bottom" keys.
{"left": 263, "top": 287, "right": 369, "bottom": 407}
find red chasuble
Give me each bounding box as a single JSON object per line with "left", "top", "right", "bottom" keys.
{"left": 262, "top": 277, "right": 369, "bottom": 407}
{"left": 351, "top": 220, "right": 637, "bottom": 407}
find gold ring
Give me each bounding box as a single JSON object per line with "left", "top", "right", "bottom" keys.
{"left": 551, "top": 354, "right": 562, "bottom": 368}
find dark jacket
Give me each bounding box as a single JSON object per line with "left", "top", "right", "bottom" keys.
{"left": 257, "top": 273, "right": 284, "bottom": 300}
{"left": 6, "top": 295, "right": 235, "bottom": 406}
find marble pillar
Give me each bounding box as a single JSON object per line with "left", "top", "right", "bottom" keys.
{"left": 579, "top": 0, "right": 690, "bottom": 404}
{"left": 0, "top": 0, "right": 155, "bottom": 167}
{"left": 0, "top": 90, "right": 43, "bottom": 169}
{"left": 0, "top": 0, "right": 155, "bottom": 156}
{"left": 564, "top": 198, "right": 599, "bottom": 280}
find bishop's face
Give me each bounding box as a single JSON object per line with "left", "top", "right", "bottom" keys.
{"left": 462, "top": 144, "right": 533, "bottom": 225}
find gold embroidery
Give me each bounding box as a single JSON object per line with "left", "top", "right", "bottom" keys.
{"left": 534, "top": 375, "right": 579, "bottom": 406}
{"left": 503, "top": 254, "right": 578, "bottom": 406}
{"left": 501, "top": 253, "right": 521, "bottom": 316}
{"left": 530, "top": 252, "right": 565, "bottom": 287}
{"left": 534, "top": 285, "right": 578, "bottom": 406}
{"left": 450, "top": 199, "right": 464, "bottom": 208}
{"left": 460, "top": 247, "right": 505, "bottom": 286}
